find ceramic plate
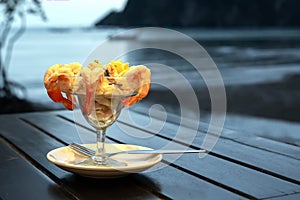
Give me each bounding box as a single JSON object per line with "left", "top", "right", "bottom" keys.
{"left": 47, "top": 143, "right": 162, "bottom": 178}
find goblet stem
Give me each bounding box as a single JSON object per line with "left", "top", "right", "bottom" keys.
{"left": 93, "top": 128, "right": 107, "bottom": 165}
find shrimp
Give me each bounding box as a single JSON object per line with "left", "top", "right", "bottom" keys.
{"left": 44, "top": 62, "right": 82, "bottom": 110}
{"left": 80, "top": 65, "right": 105, "bottom": 115}
{"left": 44, "top": 60, "right": 151, "bottom": 111}
{"left": 123, "top": 65, "right": 151, "bottom": 106}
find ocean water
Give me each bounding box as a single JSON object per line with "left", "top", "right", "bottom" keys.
{"left": 5, "top": 27, "right": 300, "bottom": 146}
{"left": 8, "top": 27, "right": 300, "bottom": 103}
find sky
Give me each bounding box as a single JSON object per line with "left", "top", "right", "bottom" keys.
{"left": 26, "top": 0, "right": 127, "bottom": 27}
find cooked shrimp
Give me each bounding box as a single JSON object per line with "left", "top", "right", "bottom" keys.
{"left": 44, "top": 60, "right": 151, "bottom": 110}
{"left": 123, "top": 65, "right": 151, "bottom": 106}
{"left": 44, "top": 62, "right": 82, "bottom": 110}
{"left": 80, "top": 66, "right": 105, "bottom": 115}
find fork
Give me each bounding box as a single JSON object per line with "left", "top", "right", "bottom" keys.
{"left": 69, "top": 142, "right": 206, "bottom": 157}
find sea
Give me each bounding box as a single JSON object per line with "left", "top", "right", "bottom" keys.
{"left": 5, "top": 27, "right": 300, "bottom": 146}
{"left": 7, "top": 27, "right": 300, "bottom": 101}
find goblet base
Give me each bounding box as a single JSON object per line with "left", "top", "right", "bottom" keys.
{"left": 77, "top": 157, "right": 127, "bottom": 167}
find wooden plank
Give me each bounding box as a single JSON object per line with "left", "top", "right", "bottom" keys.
{"left": 130, "top": 109, "right": 300, "bottom": 160}
{"left": 266, "top": 192, "right": 300, "bottom": 200}
{"left": 0, "top": 114, "right": 161, "bottom": 200}
{"left": 32, "top": 111, "right": 300, "bottom": 199}
{"left": 133, "top": 163, "right": 246, "bottom": 200}
{"left": 105, "top": 123, "right": 300, "bottom": 199}
{"left": 0, "top": 138, "right": 74, "bottom": 200}
{"left": 116, "top": 110, "right": 300, "bottom": 184}
{"left": 19, "top": 112, "right": 93, "bottom": 144}
{"left": 20, "top": 112, "right": 245, "bottom": 199}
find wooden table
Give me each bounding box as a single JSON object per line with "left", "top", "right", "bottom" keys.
{"left": 0, "top": 109, "right": 300, "bottom": 200}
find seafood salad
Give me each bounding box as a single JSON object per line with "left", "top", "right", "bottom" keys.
{"left": 44, "top": 60, "right": 151, "bottom": 118}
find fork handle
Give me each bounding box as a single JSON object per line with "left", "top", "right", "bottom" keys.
{"left": 124, "top": 149, "right": 207, "bottom": 154}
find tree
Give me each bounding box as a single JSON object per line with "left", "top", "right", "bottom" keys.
{"left": 0, "top": 0, "right": 46, "bottom": 98}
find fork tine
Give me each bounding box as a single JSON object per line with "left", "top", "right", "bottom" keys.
{"left": 71, "top": 143, "right": 95, "bottom": 154}
{"left": 69, "top": 145, "right": 93, "bottom": 157}
{"left": 70, "top": 143, "right": 95, "bottom": 156}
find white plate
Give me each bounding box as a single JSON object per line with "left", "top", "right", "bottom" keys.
{"left": 47, "top": 143, "right": 163, "bottom": 178}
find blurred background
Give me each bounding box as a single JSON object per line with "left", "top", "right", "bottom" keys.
{"left": 0, "top": 0, "right": 299, "bottom": 145}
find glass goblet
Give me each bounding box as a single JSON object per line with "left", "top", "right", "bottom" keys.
{"left": 61, "top": 76, "right": 135, "bottom": 167}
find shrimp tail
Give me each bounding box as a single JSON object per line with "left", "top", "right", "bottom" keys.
{"left": 81, "top": 67, "right": 105, "bottom": 115}
{"left": 123, "top": 65, "right": 151, "bottom": 106}
{"left": 44, "top": 63, "right": 82, "bottom": 110}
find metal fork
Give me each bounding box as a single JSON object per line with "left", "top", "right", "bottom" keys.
{"left": 69, "top": 143, "right": 95, "bottom": 156}
{"left": 69, "top": 142, "right": 206, "bottom": 157}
